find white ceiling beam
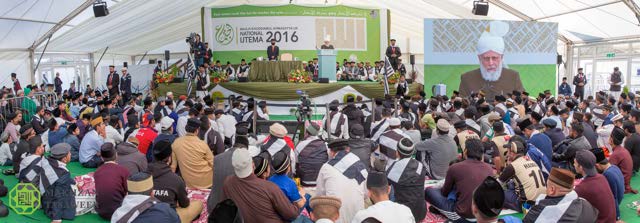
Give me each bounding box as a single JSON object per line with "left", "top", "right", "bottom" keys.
{"left": 573, "top": 34, "right": 640, "bottom": 45}
{"left": 486, "top": 0, "right": 572, "bottom": 44}
{"left": 0, "top": 48, "right": 29, "bottom": 52}
{"left": 534, "top": 0, "right": 622, "bottom": 21}
{"left": 621, "top": 0, "right": 640, "bottom": 24}
{"left": 29, "top": 0, "right": 94, "bottom": 51}
{"left": 0, "top": 16, "right": 76, "bottom": 27}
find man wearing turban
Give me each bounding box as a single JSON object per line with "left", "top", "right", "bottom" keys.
{"left": 458, "top": 21, "right": 525, "bottom": 100}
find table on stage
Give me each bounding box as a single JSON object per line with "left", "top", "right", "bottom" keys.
{"left": 248, "top": 60, "right": 303, "bottom": 82}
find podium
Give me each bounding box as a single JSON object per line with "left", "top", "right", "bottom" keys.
{"left": 317, "top": 49, "right": 337, "bottom": 82}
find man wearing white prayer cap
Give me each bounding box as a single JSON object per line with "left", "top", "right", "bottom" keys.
{"left": 458, "top": 21, "right": 525, "bottom": 101}
{"left": 321, "top": 35, "right": 334, "bottom": 49}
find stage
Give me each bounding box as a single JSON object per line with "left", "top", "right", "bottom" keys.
{"left": 155, "top": 81, "right": 420, "bottom": 115}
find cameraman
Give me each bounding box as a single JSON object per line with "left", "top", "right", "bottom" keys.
{"left": 191, "top": 34, "right": 206, "bottom": 68}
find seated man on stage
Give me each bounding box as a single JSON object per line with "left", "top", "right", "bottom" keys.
{"left": 237, "top": 59, "right": 249, "bottom": 79}
{"left": 355, "top": 62, "right": 366, "bottom": 81}
{"left": 224, "top": 61, "right": 236, "bottom": 81}
{"left": 341, "top": 62, "right": 356, "bottom": 81}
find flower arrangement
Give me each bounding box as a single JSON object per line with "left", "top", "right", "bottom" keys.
{"left": 378, "top": 71, "right": 401, "bottom": 85}
{"left": 288, "top": 69, "right": 312, "bottom": 83}
{"left": 155, "top": 71, "right": 175, "bottom": 85}
{"left": 210, "top": 71, "right": 229, "bottom": 84}
{"left": 154, "top": 65, "right": 179, "bottom": 85}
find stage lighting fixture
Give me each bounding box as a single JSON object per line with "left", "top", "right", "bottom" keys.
{"left": 93, "top": 0, "right": 109, "bottom": 18}
{"left": 473, "top": 1, "right": 489, "bottom": 16}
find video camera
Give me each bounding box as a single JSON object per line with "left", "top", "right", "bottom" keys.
{"left": 296, "top": 90, "right": 312, "bottom": 122}
{"left": 185, "top": 32, "right": 197, "bottom": 47}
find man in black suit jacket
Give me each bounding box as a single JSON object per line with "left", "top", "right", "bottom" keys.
{"left": 267, "top": 39, "right": 279, "bottom": 61}
{"left": 573, "top": 68, "right": 587, "bottom": 101}
{"left": 54, "top": 72, "right": 63, "bottom": 95}
{"left": 385, "top": 39, "right": 401, "bottom": 70}
{"left": 106, "top": 65, "right": 120, "bottom": 97}
{"left": 120, "top": 67, "right": 132, "bottom": 102}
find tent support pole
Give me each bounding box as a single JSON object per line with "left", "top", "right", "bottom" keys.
{"left": 137, "top": 51, "right": 148, "bottom": 65}
{"left": 28, "top": 50, "right": 35, "bottom": 85}
{"left": 93, "top": 47, "right": 110, "bottom": 74}
{"left": 33, "top": 35, "right": 52, "bottom": 73}
{"left": 621, "top": 0, "right": 640, "bottom": 24}
{"left": 29, "top": 0, "right": 93, "bottom": 51}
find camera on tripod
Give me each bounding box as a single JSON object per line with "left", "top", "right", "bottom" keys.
{"left": 185, "top": 32, "right": 197, "bottom": 46}
{"left": 296, "top": 90, "right": 312, "bottom": 122}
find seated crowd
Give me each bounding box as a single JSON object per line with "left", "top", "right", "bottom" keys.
{"left": 1, "top": 79, "right": 640, "bottom": 223}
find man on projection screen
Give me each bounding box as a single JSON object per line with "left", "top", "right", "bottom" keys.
{"left": 458, "top": 21, "right": 524, "bottom": 101}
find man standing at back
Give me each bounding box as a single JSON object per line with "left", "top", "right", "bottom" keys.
{"left": 573, "top": 68, "right": 587, "bottom": 101}
{"left": 54, "top": 72, "right": 63, "bottom": 95}
{"left": 267, "top": 39, "right": 280, "bottom": 61}
{"left": 106, "top": 65, "right": 119, "bottom": 97}
{"left": 120, "top": 67, "right": 132, "bottom": 103}
{"left": 386, "top": 39, "right": 401, "bottom": 70}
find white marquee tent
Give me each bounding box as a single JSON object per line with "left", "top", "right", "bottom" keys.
{"left": 2, "top": 0, "right": 640, "bottom": 89}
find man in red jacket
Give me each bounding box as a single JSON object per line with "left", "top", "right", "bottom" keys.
{"left": 136, "top": 113, "right": 158, "bottom": 155}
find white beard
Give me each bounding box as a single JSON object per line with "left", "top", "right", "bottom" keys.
{"left": 480, "top": 62, "right": 503, "bottom": 82}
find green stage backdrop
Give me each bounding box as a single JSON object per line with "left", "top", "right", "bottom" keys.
{"left": 423, "top": 19, "right": 558, "bottom": 97}
{"left": 203, "top": 5, "right": 386, "bottom": 64}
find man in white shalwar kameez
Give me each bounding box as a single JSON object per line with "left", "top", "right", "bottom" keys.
{"left": 315, "top": 139, "right": 368, "bottom": 223}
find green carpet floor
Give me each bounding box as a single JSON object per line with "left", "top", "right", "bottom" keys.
{"left": 1, "top": 162, "right": 640, "bottom": 222}
{"left": 0, "top": 163, "right": 109, "bottom": 222}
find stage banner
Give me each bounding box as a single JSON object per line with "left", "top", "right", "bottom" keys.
{"left": 423, "top": 19, "right": 558, "bottom": 98}
{"left": 203, "top": 5, "right": 386, "bottom": 64}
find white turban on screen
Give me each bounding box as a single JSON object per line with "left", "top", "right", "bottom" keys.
{"left": 476, "top": 21, "right": 509, "bottom": 55}
{"left": 324, "top": 35, "right": 331, "bottom": 42}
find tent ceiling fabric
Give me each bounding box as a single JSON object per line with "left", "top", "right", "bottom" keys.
{"left": 6, "top": 0, "right": 636, "bottom": 55}
{"left": 0, "top": 0, "right": 120, "bottom": 50}
{"left": 44, "top": 0, "right": 213, "bottom": 55}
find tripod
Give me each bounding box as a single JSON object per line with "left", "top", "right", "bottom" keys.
{"left": 291, "top": 106, "right": 312, "bottom": 144}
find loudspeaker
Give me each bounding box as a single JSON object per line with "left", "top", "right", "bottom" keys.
{"left": 472, "top": 1, "right": 489, "bottom": 16}
{"left": 238, "top": 77, "right": 248, "bottom": 82}
{"left": 123, "top": 62, "right": 128, "bottom": 68}
{"left": 319, "top": 78, "right": 329, "bottom": 83}
{"left": 164, "top": 50, "right": 170, "bottom": 62}
{"left": 557, "top": 55, "right": 563, "bottom": 65}
{"left": 93, "top": 2, "right": 109, "bottom": 17}
{"left": 410, "top": 55, "right": 415, "bottom": 65}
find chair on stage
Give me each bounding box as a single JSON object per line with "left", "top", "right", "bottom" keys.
{"left": 280, "top": 53, "right": 293, "bottom": 61}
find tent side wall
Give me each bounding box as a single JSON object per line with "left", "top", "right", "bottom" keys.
{"left": 0, "top": 51, "right": 32, "bottom": 89}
